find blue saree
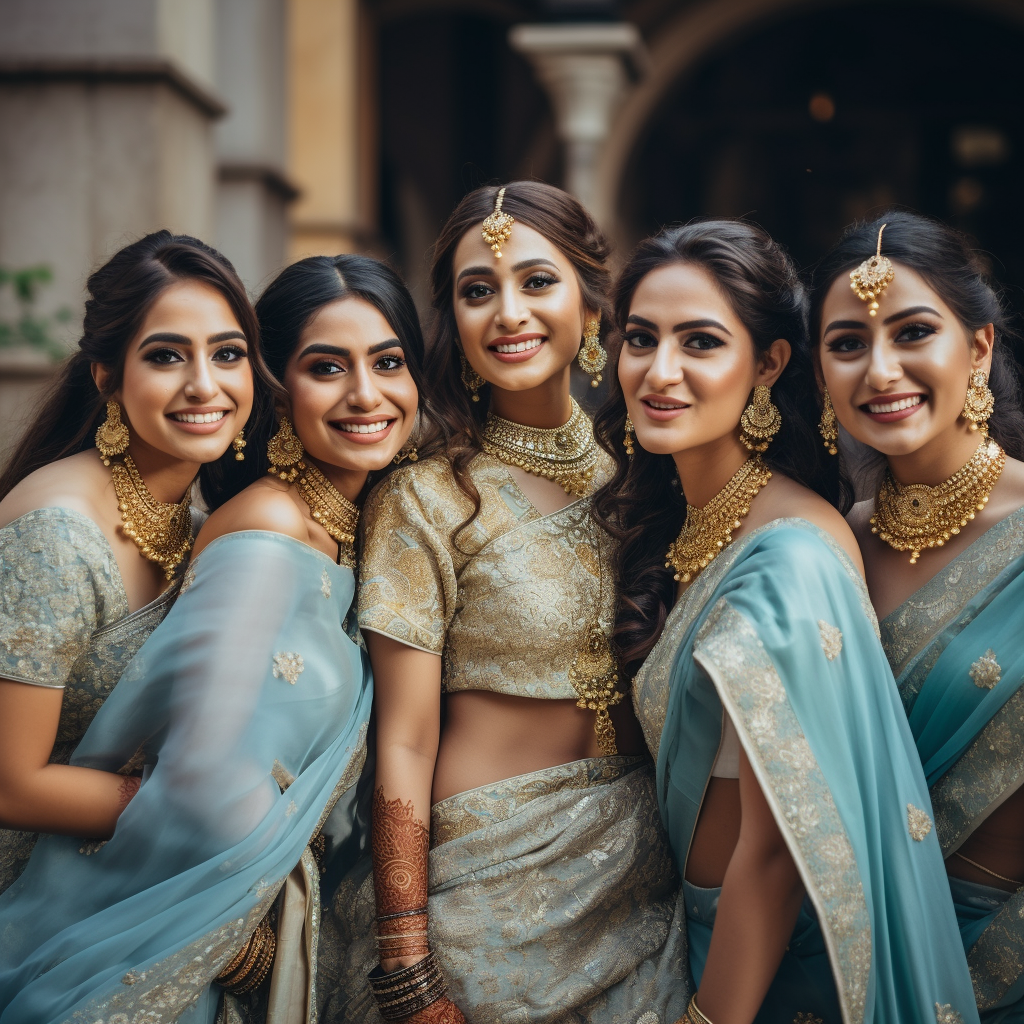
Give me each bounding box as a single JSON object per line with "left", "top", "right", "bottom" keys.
{"left": 881, "top": 506, "right": 1024, "bottom": 1023}
{"left": 0, "top": 531, "right": 371, "bottom": 1024}
{"left": 632, "top": 519, "right": 979, "bottom": 1024}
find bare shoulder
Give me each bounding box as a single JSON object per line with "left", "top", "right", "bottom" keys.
{"left": 193, "top": 478, "right": 309, "bottom": 556}
{"left": 0, "top": 451, "right": 111, "bottom": 530}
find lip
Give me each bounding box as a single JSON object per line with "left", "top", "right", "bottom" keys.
{"left": 166, "top": 408, "right": 232, "bottom": 435}
{"left": 487, "top": 333, "right": 546, "bottom": 364}
{"left": 329, "top": 417, "right": 396, "bottom": 445}
{"left": 639, "top": 396, "right": 691, "bottom": 421}
{"left": 859, "top": 392, "right": 926, "bottom": 423}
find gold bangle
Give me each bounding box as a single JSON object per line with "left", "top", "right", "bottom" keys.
{"left": 688, "top": 995, "right": 715, "bottom": 1024}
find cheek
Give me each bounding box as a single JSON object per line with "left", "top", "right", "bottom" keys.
{"left": 617, "top": 350, "right": 647, "bottom": 395}
{"left": 687, "top": 353, "right": 753, "bottom": 401}
{"left": 120, "top": 361, "right": 178, "bottom": 418}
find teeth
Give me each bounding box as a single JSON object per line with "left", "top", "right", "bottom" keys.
{"left": 867, "top": 395, "right": 923, "bottom": 414}
{"left": 647, "top": 400, "right": 683, "bottom": 410}
{"left": 337, "top": 420, "right": 390, "bottom": 435}
{"left": 494, "top": 339, "right": 542, "bottom": 354}
{"left": 173, "top": 411, "right": 225, "bottom": 423}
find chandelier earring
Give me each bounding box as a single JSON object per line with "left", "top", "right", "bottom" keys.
{"left": 819, "top": 389, "right": 839, "bottom": 456}
{"left": 623, "top": 415, "right": 635, "bottom": 458}
{"left": 95, "top": 400, "right": 131, "bottom": 466}
{"left": 962, "top": 369, "right": 995, "bottom": 433}
{"left": 739, "top": 384, "right": 782, "bottom": 452}
{"left": 232, "top": 429, "right": 246, "bottom": 461}
{"left": 266, "top": 416, "right": 306, "bottom": 483}
{"left": 460, "top": 352, "right": 486, "bottom": 403}
{"left": 577, "top": 315, "right": 607, "bottom": 388}
{"left": 393, "top": 444, "right": 419, "bottom": 466}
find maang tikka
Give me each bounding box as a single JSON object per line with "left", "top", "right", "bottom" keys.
{"left": 850, "top": 223, "right": 895, "bottom": 317}
{"left": 482, "top": 186, "right": 514, "bottom": 259}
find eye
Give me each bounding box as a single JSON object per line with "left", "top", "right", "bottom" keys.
{"left": 624, "top": 329, "right": 657, "bottom": 349}
{"left": 375, "top": 353, "right": 406, "bottom": 371}
{"left": 826, "top": 334, "right": 866, "bottom": 354}
{"left": 462, "top": 282, "right": 494, "bottom": 301}
{"left": 309, "top": 359, "right": 344, "bottom": 377}
{"left": 683, "top": 332, "right": 724, "bottom": 351}
{"left": 144, "top": 347, "right": 184, "bottom": 365}
{"left": 212, "top": 344, "right": 247, "bottom": 363}
{"left": 895, "top": 322, "right": 936, "bottom": 343}
{"left": 523, "top": 273, "right": 556, "bottom": 290}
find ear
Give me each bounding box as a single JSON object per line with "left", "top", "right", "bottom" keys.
{"left": 755, "top": 338, "right": 792, "bottom": 388}
{"left": 273, "top": 397, "right": 292, "bottom": 422}
{"left": 90, "top": 362, "right": 119, "bottom": 403}
{"left": 970, "top": 324, "right": 995, "bottom": 374}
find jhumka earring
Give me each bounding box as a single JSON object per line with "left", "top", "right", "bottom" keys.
{"left": 266, "top": 416, "right": 306, "bottom": 482}
{"left": 819, "top": 389, "right": 839, "bottom": 455}
{"left": 623, "top": 415, "right": 635, "bottom": 458}
{"left": 962, "top": 369, "right": 995, "bottom": 433}
{"left": 393, "top": 444, "right": 419, "bottom": 466}
{"left": 850, "top": 223, "right": 895, "bottom": 317}
{"left": 95, "top": 400, "right": 130, "bottom": 466}
{"left": 739, "top": 384, "right": 782, "bottom": 452}
{"left": 481, "top": 186, "right": 514, "bottom": 259}
{"left": 232, "top": 429, "right": 246, "bottom": 461}
{"left": 577, "top": 315, "right": 607, "bottom": 388}
{"left": 460, "top": 353, "right": 486, "bottom": 403}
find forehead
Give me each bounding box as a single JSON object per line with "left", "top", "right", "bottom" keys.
{"left": 631, "top": 262, "right": 740, "bottom": 322}
{"left": 822, "top": 263, "right": 949, "bottom": 319}
{"left": 300, "top": 295, "right": 395, "bottom": 342}
{"left": 452, "top": 220, "right": 570, "bottom": 273}
{"left": 139, "top": 280, "right": 239, "bottom": 330}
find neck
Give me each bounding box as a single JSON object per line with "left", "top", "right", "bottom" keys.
{"left": 307, "top": 456, "right": 367, "bottom": 504}
{"left": 672, "top": 434, "right": 750, "bottom": 508}
{"left": 886, "top": 421, "right": 984, "bottom": 487}
{"left": 488, "top": 366, "right": 573, "bottom": 428}
{"left": 124, "top": 442, "right": 199, "bottom": 503}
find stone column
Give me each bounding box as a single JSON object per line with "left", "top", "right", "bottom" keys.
{"left": 509, "top": 21, "right": 646, "bottom": 225}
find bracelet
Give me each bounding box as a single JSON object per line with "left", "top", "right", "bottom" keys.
{"left": 217, "top": 916, "right": 277, "bottom": 994}
{"left": 377, "top": 905, "right": 429, "bottom": 922}
{"left": 688, "top": 995, "right": 714, "bottom": 1024}
{"left": 368, "top": 950, "right": 448, "bottom": 1021}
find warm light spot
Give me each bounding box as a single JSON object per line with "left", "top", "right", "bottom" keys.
{"left": 809, "top": 93, "right": 836, "bottom": 122}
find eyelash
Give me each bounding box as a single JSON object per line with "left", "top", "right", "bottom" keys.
{"left": 308, "top": 355, "right": 406, "bottom": 376}
{"left": 827, "top": 322, "right": 937, "bottom": 353}
{"left": 623, "top": 331, "right": 724, "bottom": 351}
{"left": 461, "top": 272, "right": 558, "bottom": 300}
{"left": 143, "top": 345, "right": 247, "bottom": 364}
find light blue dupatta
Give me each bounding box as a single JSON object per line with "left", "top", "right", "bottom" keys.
{"left": 633, "top": 519, "right": 979, "bottom": 1024}
{"left": 881, "top": 507, "right": 1024, "bottom": 1022}
{"left": 0, "top": 531, "right": 372, "bottom": 1024}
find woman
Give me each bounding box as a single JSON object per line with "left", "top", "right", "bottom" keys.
{"left": 0, "top": 230, "right": 271, "bottom": 894}
{"left": 0, "top": 254, "right": 424, "bottom": 1024}
{"left": 814, "top": 211, "right": 1024, "bottom": 1022}
{"left": 321, "top": 182, "right": 688, "bottom": 1024}
{"left": 594, "top": 219, "right": 978, "bottom": 1024}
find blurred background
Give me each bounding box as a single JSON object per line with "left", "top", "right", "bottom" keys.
{"left": 1, "top": 0, "right": 1023, "bottom": 455}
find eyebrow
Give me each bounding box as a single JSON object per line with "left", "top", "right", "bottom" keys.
{"left": 625, "top": 314, "right": 732, "bottom": 336}
{"left": 455, "top": 257, "right": 558, "bottom": 283}
{"left": 824, "top": 305, "right": 944, "bottom": 334}
{"left": 139, "top": 330, "right": 246, "bottom": 349}
{"left": 297, "top": 339, "right": 403, "bottom": 359}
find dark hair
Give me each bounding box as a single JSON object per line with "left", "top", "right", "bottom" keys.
{"left": 0, "top": 230, "right": 280, "bottom": 509}
{"left": 809, "top": 210, "right": 1024, "bottom": 462}
{"left": 253, "top": 254, "right": 431, "bottom": 484}
{"left": 426, "top": 180, "right": 612, "bottom": 542}
{"left": 593, "top": 218, "right": 846, "bottom": 677}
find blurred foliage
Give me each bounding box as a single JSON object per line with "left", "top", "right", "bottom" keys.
{"left": 0, "top": 266, "right": 71, "bottom": 360}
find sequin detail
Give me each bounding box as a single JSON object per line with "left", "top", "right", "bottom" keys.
{"left": 970, "top": 649, "right": 1001, "bottom": 690}
{"left": 273, "top": 652, "right": 304, "bottom": 685}
{"left": 935, "top": 1003, "right": 964, "bottom": 1024}
{"left": 907, "top": 804, "right": 933, "bottom": 841}
{"left": 818, "top": 620, "right": 843, "bottom": 661}
{"left": 321, "top": 568, "right": 331, "bottom": 599}
{"left": 794, "top": 1015, "right": 823, "bottom": 1024}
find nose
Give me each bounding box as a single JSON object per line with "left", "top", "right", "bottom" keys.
{"left": 495, "top": 282, "right": 530, "bottom": 332}
{"left": 864, "top": 337, "right": 904, "bottom": 393}
{"left": 645, "top": 337, "right": 684, "bottom": 391}
{"left": 346, "top": 362, "right": 384, "bottom": 412}
{"left": 184, "top": 351, "right": 219, "bottom": 403}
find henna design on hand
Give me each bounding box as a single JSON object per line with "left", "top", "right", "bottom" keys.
{"left": 117, "top": 774, "right": 141, "bottom": 810}
{"left": 404, "top": 995, "right": 466, "bottom": 1024}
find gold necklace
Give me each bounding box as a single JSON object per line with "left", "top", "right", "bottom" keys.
{"left": 295, "top": 461, "right": 360, "bottom": 568}
{"left": 108, "top": 455, "right": 193, "bottom": 581}
{"left": 480, "top": 398, "right": 600, "bottom": 497}
{"left": 665, "top": 455, "right": 772, "bottom": 583}
{"left": 871, "top": 436, "right": 1006, "bottom": 564}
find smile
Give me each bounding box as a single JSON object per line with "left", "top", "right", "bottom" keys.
{"left": 492, "top": 338, "right": 543, "bottom": 354}
{"left": 170, "top": 411, "right": 226, "bottom": 423}
{"left": 646, "top": 399, "right": 687, "bottom": 410}
{"left": 334, "top": 419, "right": 393, "bottom": 435}
{"left": 865, "top": 395, "right": 923, "bottom": 414}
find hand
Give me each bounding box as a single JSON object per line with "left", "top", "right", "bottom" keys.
{"left": 401, "top": 995, "right": 466, "bottom": 1024}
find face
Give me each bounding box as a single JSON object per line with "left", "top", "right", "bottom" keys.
{"left": 618, "top": 262, "right": 788, "bottom": 456}
{"left": 104, "top": 280, "right": 255, "bottom": 465}
{"left": 452, "top": 221, "right": 590, "bottom": 392}
{"left": 282, "top": 296, "right": 418, "bottom": 478}
{"left": 818, "top": 264, "right": 992, "bottom": 456}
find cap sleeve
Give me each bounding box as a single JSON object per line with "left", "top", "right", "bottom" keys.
{"left": 0, "top": 508, "right": 123, "bottom": 687}
{"left": 358, "top": 462, "right": 462, "bottom": 655}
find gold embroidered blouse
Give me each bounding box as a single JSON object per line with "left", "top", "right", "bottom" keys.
{"left": 357, "top": 450, "right": 615, "bottom": 699}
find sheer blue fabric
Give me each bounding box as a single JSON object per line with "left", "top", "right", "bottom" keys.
{"left": 0, "top": 531, "right": 371, "bottom": 1024}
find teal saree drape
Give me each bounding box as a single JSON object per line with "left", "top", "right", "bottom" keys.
{"left": 881, "top": 507, "right": 1024, "bottom": 1023}
{"left": 633, "top": 519, "right": 979, "bottom": 1024}
{"left": 0, "top": 531, "right": 371, "bottom": 1024}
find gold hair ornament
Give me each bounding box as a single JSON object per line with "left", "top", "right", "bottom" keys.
{"left": 481, "top": 186, "right": 514, "bottom": 259}
{"left": 850, "top": 223, "right": 895, "bottom": 317}
{"left": 577, "top": 315, "right": 607, "bottom": 388}
{"left": 738, "top": 384, "right": 781, "bottom": 452}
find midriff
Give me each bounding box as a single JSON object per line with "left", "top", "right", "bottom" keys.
{"left": 685, "top": 778, "right": 741, "bottom": 888}
{"left": 946, "top": 786, "right": 1024, "bottom": 893}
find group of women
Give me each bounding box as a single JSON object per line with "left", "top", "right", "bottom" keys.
{"left": 0, "top": 180, "right": 1019, "bottom": 1024}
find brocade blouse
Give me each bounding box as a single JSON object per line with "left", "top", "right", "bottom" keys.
{"left": 357, "top": 450, "right": 615, "bottom": 700}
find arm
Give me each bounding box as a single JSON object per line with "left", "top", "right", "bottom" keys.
{"left": 367, "top": 632, "right": 465, "bottom": 1023}
{"left": 692, "top": 749, "right": 805, "bottom": 1024}
{"left": 0, "top": 680, "right": 138, "bottom": 835}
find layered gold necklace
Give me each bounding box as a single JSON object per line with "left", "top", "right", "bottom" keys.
{"left": 108, "top": 455, "right": 193, "bottom": 581}
{"left": 480, "top": 398, "right": 600, "bottom": 497}
{"left": 665, "top": 455, "right": 772, "bottom": 584}
{"left": 295, "top": 461, "right": 360, "bottom": 568}
{"left": 871, "top": 436, "right": 1006, "bottom": 564}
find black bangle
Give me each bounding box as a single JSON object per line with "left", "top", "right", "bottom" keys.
{"left": 376, "top": 905, "right": 429, "bottom": 922}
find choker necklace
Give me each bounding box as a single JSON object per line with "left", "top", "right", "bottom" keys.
{"left": 871, "top": 436, "right": 1006, "bottom": 564}
{"left": 480, "top": 398, "right": 600, "bottom": 497}
{"left": 296, "top": 461, "right": 360, "bottom": 567}
{"left": 665, "top": 455, "right": 772, "bottom": 584}
{"left": 108, "top": 455, "right": 193, "bottom": 581}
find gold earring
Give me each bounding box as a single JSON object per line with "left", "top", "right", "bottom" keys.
{"left": 739, "top": 384, "right": 782, "bottom": 452}
{"left": 95, "top": 400, "right": 130, "bottom": 466}
{"left": 962, "top": 369, "right": 995, "bottom": 433}
{"left": 623, "top": 415, "right": 635, "bottom": 458}
{"left": 393, "top": 444, "right": 419, "bottom": 466}
{"left": 460, "top": 353, "right": 486, "bottom": 403}
{"left": 578, "top": 315, "right": 607, "bottom": 389}
{"left": 232, "top": 429, "right": 246, "bottom": 461}
{"left": 266, "top": 417, "right": 306, "bottom": 482}
{"left": 819, "top": 389, "right": 838, "bottom": 456}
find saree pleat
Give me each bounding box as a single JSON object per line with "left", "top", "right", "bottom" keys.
{"left": 0, "top": 531, "right": 372, "bottom": 1024}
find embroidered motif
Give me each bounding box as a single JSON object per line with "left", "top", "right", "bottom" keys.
{"left": 285, "top": 800, "right": 298, "bottom": 818}
{"left": 179, "top": 562, "right": 197, "bottom": 594}
{"left": 967, "top": 888, "right": 1024, "bottom": 1009}
{"left": 271, "top": 759, "right": 294, "bottom": 792}
{"left": 122, "top": 970, "right": 145, "bottom": 985}
{"left": 818, "top": 620, "right": 843, "bottom": 661}
{"left": 272, "top": 651, "right": 304, "bottom": 685}
{"left": 908, "top": 804, "right": 933, "bottom": 841}
{"left": 79, "top": 839, "right": 107, "bottom": 856}
{"left": 321, "top": 567, "right": 331, "bottom": 599}
{"left": 935, "top": 1003, "right": 964, "bottom": 1024}
{"left": 969, "top": 649, "right": 1001, "bottom": 690}
{"left": 636, "top": 1014, "right": 661, "bottom": 1024}
{"left": 794, "top": 1015, "right": 823, "bottom": 1024}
